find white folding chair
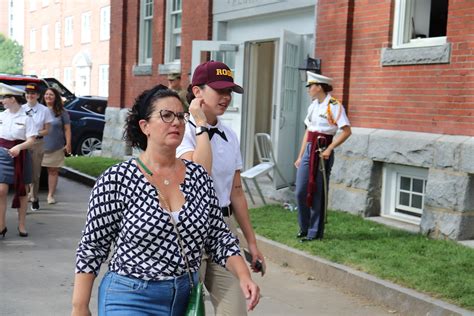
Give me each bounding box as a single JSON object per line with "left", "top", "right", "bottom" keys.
{"left": 241, "top": 133, "right": 289, "bottom": 205}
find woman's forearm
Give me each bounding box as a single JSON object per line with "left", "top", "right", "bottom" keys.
{"left": 71, "top": 273, "right": 95, "bottom": 311}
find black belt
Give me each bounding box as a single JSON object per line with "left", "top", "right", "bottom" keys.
{"left": 221, "top": 205, "right": 233, "bottom": 217}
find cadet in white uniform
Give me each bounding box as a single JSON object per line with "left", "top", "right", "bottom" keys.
{"left": 22, "top": 82, "right": 53, "bottom": 211}
{"left": 177, "top": 61, "right": 264, "bottom": 315}
{"left": 0, "top": 83, "right": 37, "bottom": 238}
{"left": 294, "top": 72, "right": 352, "bottom": 241}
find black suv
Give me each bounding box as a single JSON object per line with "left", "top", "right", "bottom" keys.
{"left": 0, "top": 74, "right": 107, "bottom": 156}
{"left": 64, "top": 96, "right": 107, "bottom": 156}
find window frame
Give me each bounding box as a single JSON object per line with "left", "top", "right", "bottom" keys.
{"left": 164, "top": 0, "right": 182, "bottom": 63}
{"left": 392, "top": 0, "right": 447, "bottom": 49}
{"left": 30, "top": 28, "right": 37, "bottom": 52}
{"left": 64, "top": 16, "right": 73, "bottom": 47}
{"left": 138, "top": 0, "right": 154, "bottom": 65}
{"left": 54, "top": 21, "right": 61, "bottom": 49}
{"left": 81, "top": 12, "right": 92, "bottom": 44}
{"left": 41, "top": 24, "right": 49, "bottom": 51}
{"left": 381, "top": 163, "right": 428, "bottom": 225}
{"left": 98, "top": 64, "right": 109, "bottom": 97}
{"left": 99, "top": 6, "right": 111, "bottom": 41}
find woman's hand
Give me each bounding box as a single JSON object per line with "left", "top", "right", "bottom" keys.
{"left": 188, "top": 97, "right": 207, "bottom": 126}
{"left": 248, "top": 243, "right": 266, "bottom": 276}
{"left": 239, "top": 277, "right": 260, "bottom": 311}
{"left": 294, "top": 157, "right": 302, "bottom": 168}
{"left": 322, "top": 147, "right": 333, "bottom": 160}
{"left": 8, "top": 146, "right": 20, "bottom": 158}
{"left": 64, "top": 143, "right": 72, "bottom": 156}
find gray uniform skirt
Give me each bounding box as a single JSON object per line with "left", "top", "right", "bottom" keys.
{"left": 0, "top": 147, "right": 32, "bottom": 184}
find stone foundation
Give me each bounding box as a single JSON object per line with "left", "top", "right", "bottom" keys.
{"left": 101, "top": 107, "right": 132, "bottom": 158}
{"left": 329, "top": 127, "right": 474, "bottom": 241}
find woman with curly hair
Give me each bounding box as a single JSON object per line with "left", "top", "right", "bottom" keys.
{"left": 41, "top": 87, "right": 71, "bottom": 204}
{"left": 71, "top": 85, "right": 260, "bottom": 316}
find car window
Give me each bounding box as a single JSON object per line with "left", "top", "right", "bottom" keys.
{"left": 81, "top": 100, "right": 106, "bottom": 115}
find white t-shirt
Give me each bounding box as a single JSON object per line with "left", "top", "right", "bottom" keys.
{"left": 21, "top": 102, "right": 53, "bottom": 135}
{"left": 304, "top": 94, "right": 350, "bottom": 135}
{"left": 0, "top": 108, "right": 37, "bottom": 140}
{"left": 177, "top": 117, "right": 243, "bottom": 207}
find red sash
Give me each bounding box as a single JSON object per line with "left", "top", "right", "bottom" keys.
{"left": 306, "top": 131, "right": 333, "bottom": 207}
{"left": 0, "top": 138, "right": 26, "bottom": 208}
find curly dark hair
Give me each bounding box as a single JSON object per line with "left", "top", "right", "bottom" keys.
{"left": 42, "top": 88, "right": 64, "bottom": 117}
{"left": 124, "top": 84, "right": 182, "bottom": 151}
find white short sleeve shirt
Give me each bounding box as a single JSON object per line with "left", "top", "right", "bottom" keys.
{"left": 177, "top": 117, "right": 243, "bottom": 207}
{"left": 304, "top": 94, "right": 350, "bottom": 135}
{"left": 21, "top": 102, "right": 53, "bottom": 134}
{"left": 0, "top": 109, "right": 37, "bottom": 140}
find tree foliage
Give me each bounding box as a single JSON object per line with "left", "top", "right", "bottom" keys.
{"left": 0, "top": 33, "right": 23, "bottom": 74}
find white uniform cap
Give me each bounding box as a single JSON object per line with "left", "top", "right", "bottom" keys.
{"left": 0, "top": 83, "right": 25, "bottom": 96}
{"left": 306, "top": 71, "right": 333, "bottom": 86}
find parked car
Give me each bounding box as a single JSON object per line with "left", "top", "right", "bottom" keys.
{"left": 64, "top": 96, "right": 107, "bottom": 156}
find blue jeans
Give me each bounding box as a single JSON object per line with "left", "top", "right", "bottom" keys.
{"left": 98, "top": 271, "right": 198, "bottom": 316}
{"left": 295, "top": 143, "right": 334, "bottom": 238}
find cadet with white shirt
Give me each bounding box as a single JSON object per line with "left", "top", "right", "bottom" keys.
{"left": 0, "top": 83, "right": 37, "bottom": 238}
{"left": 21, "top": 83, "right": 53, "bottom": 211}
{"left": 294, "top": 72, "right": 352, "bottom": 242}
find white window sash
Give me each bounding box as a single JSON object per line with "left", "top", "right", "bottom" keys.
{"left": 392, "top": 0, "right": 447, "bottom": 49}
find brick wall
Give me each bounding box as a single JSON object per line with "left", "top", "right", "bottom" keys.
{"left": 108, "top": 0, "right": 212, "bottom": 108}
{"left": 316, "top": 0, "right": 474, "bottom": 136}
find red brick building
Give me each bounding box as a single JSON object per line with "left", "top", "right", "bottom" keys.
{"left": 104, "top": 0, "right": 473, "bottom": 240}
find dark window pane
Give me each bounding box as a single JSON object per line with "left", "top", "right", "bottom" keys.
{"left": 412, "top": 194, "right": 423, "bottom": 209}
{"left": 429, "top": 0, "right": 448, "bottom": 37}
{"left": 399, "top": 192, "right": 410, "bottom": 206}
{"left": 400, "top": 176, "right": 411, "bottom": 191}
{"left": 413, "top": 178, "right": 424, "bottom": 193}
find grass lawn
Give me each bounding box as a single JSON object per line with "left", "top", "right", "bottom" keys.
{"left": 249, "top": 204, "right": 474, "bottom": 310}
{"left": 62, "top": 156, "right": 474, "bottom": 310}
{"left": 64, "top": 156, "right": 123, "bottom": 177}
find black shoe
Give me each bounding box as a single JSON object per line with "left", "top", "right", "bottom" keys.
{"left": 0, "top": 227, "right": 7, "bottom": 238}
{"left": 18, "top": 227, "right": 28, "bottom": 237}
{"left": 31, "top": 200, "right": 40, "bottom": 212}
{"left": 296, "top": 231, "right": 307, "bottom": 238}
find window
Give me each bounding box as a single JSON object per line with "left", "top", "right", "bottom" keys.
{"left": 40, "top": 69, "right": 48, "bottom": 78}
{"left": 98, "top": 64, "right": 109, "bottom": 97}
{"left": 30, "top": 29, "right": 36, "bottom": 52}
{"left": 42, "top": 0, "right": 49, "bottom": 7}
{"left": 30, "top": 0, "right": 36, "bottom": 11}
{"left": 41, "top": 24, "right": 49, "bottom": 51}
{"left": 393, "top": 0, "right": 448, "bottom": 48}
{"left": 63, "top": 67, "right": 73, "bottom": 90}
{"left": 165, "top": 0, "right": 182, "bottom": 63}
{"left": 83, "top": 100, "right": 106, "bottom": 115}
{"left": 53, "top": 68, "right": 60, "bottom": 79}
{"left": 138, "top": 0, "right": 154, "bottom": 65}
{"left": 64, "top": 16, "right": 73, "bottom": 46}
{"left": 100, "top": 6, "right": 111, "bottom": 41}
{"left": 54, "top": 21, "right": 61, "bottom": 49}
{"left": 81, "top": 12, "right": 91, "bottom": 43}
{"left": 382, "top": 164, "right": 428, "bottom": 224}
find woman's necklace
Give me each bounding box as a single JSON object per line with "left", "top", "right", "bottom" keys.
{"left": 136, "top": 156, "right": 172, "bottom": 186}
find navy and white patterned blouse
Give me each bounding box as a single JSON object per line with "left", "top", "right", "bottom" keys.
{"left": 75, "top": 158, "right": 241, "bottom": 281}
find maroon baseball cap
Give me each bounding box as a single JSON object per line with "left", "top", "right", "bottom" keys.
{"left": 191, "top": 61, "right": 244, "bottom": 94}
{"left": 25, "top": 82, "right": 40, "bottom": 93}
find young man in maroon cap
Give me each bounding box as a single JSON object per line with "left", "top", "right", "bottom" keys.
{"left": 22, "top": 83, "right": 53, "bottom": 211}
{"left": 177, "top": 61, "right": 265, "bottom": 315}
